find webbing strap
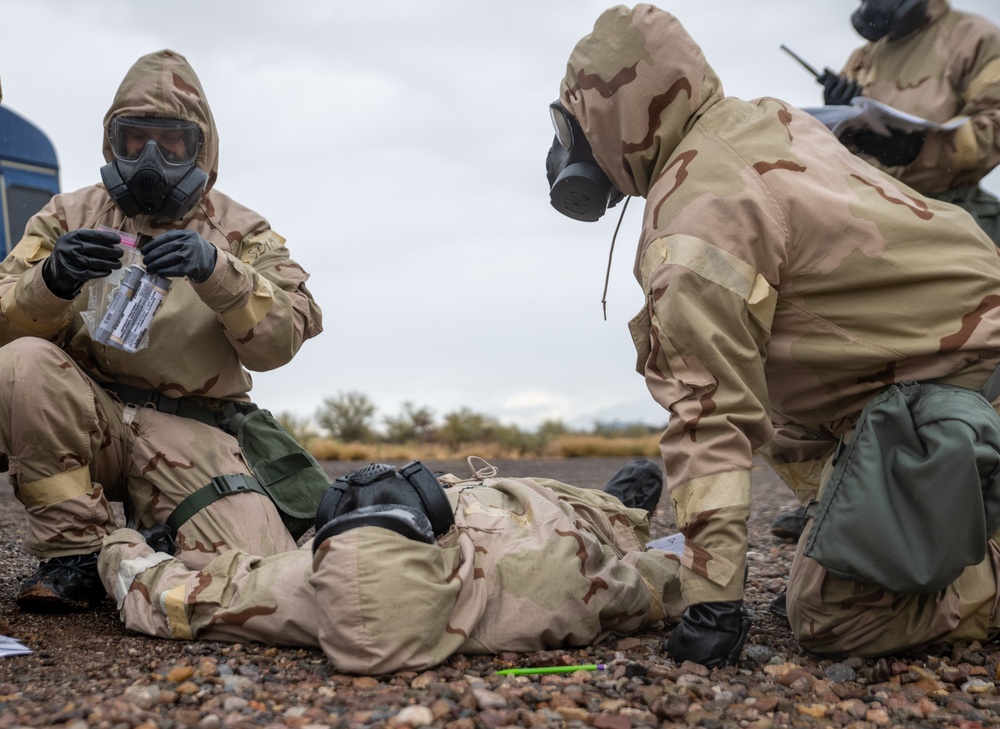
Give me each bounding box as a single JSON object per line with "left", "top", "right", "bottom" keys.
{"left": 103, "top": 382, "right": 220, "bottom": 428}
{"left": 166, "top": 473, "right": 267, "bottom": 536}
{"left": 982, "top": 364, "right": 1000, "bottom": 405}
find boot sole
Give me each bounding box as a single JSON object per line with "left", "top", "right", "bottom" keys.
{"left": 16, "top": 583, "right": 94, "bottom": 612}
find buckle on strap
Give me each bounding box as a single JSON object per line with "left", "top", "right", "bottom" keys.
{"left": 209, "top": 474, "right": 259, "bottom": 496}
{"left": 165, "top": 473, "right": 266, "bottom": 536}
{"left": 154, "top": 392, "right": 181, "bottom": 416}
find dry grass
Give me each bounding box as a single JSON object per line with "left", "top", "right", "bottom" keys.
{"left": 548, "top": 434, "right": 660, "bottom": 458}
{"left": 307, "top": 434, "right": 660, "bottom": 462}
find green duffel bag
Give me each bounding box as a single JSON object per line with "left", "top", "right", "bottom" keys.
{"left": 803, "top": 381, "right": 1000, "bottom": 595}
{"left": 168, "top": 403, "right": 331, "bottom": 540}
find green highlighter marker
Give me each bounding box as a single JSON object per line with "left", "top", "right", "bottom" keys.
{"left": 496, "top": 663, "right": 606, "bottom": 676}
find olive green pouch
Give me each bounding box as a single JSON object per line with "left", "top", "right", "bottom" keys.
{"left": 219, "top": 403, "right": 331, "bottom": 539}
{"left": 803, "top": 381, "right": 1000, "bottom": 594}
{"left": 167, "top": 403, "right": 330, "bottom": 540}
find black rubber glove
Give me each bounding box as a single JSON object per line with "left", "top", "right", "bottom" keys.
{"left": 141, "top": 229, "right": 218, "bottom": 283}
{"left": 665, "top": 600, "right": 751, "bottom": 667}
{"left": 847, "top": 128, "right": 925, "bottom": 166}
{"left": 822, "top": 73, "right": 862, "bottom": 106}
{"left": 138, "top": 523, "right": 175, "bottom": 555}
{"left": 41, "top": 228, "right": 123, "bottom": 299}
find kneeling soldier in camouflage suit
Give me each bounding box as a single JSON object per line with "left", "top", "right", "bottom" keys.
{"left": 547, "top": 5, "right": 1000, "bottom": 665}
{"left": 98, "top": 460, "right": 682, "bottom": 675}
{"left": 0, "top": 50, "right": 322, "bottom": 611}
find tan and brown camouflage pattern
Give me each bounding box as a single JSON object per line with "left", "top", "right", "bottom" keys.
{"left": 788, "top": 515, "right": 1000, "bottom": 656}
{"left": 559, "top": 4, "right": 1000, "bottom": 647}
{"left": 98, "top": 475, "right": 684, "bottom": 675}
{"left": 0, "top": 338, "right": 297, "bottom": 564}
{"left": 841, "top": 0, "right": 1000, "bottom": 196}
{"left": 0, "top": 49, "right": 321, "bottom": 563}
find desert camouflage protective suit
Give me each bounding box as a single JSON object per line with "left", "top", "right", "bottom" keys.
{"left": 97, "top": 470, "right": 684, "bottom": 675}
{"left": 561, "top": 5, "right": 1000, "bottom": 655}
{"left": 840, "top": 0, "right": 1000, "bottom": 243}
{"left": 0, "top": 50, "right": 321, "bottom": 568}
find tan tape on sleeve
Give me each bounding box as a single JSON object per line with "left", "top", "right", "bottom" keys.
{"left": 161, "top": 583, "right": 194, "bottom": 640}
{"left": 219, "top": 276, "right": 275, "bottom": 333}
{"left": 950, "top": 118, "right": 981, "bottom": 172}
{"left": 671, "top": 469, "right": 752, "bottom": 526}
{"left": 17, "top": 466, "right": 92, "bottom": 508}
{"left": 641, "top": 235, "right": 774, "bottom": 328}
{"left": 640, "top": 234, "right": 759, "bottom": 299}
{"left": 0, "top": 288, "right": 65, "bottom": 337}
{"left": 747, "top": 273, "right": 777, "bottom": 330}
{"left": 965, "top": 58, "right": 1000, "bottom": 106}
{"left": 766, "top": 458, "right": 826, "bottom": 504}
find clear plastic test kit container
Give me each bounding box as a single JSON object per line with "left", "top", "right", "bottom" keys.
{"left": 84, "top": 227, "right": 171, "bottom": 353}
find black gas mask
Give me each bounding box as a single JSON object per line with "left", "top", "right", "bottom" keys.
{"left": 312, "top": 461, "right": 455, "bottom": 551}
{"left": 100, "top": 116, "right": 209, "bottom": 220}
{"left": 851, "top": 0, "right": 929, "bottom": 41}
{"left": 546, "top": 101, "right": 624, "bottom": 222}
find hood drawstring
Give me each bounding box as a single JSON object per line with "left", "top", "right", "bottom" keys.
{"left": 601, "top": 196, "right": 631, "bottom": 321}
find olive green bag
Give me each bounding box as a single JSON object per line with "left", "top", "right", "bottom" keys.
{"left": 803, "top": 381, "right": 1000, "bottom": 595}
{"left": 167, "top": 403, "right": 331, "bottom": 540}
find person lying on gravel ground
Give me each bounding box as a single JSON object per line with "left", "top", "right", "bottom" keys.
{"left": 547, "top": 4, "right": 1000, "bottom": 666}
{"left": 97, "top": 458, "right": 683, "bottom": 676}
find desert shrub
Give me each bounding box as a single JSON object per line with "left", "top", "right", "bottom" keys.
{"left": 437, "top": 407, "right": 501, "bottom": 451}
{"left": 383, "top": 402, "right": 437, "bottom": 444}
{"left": 275, "top": 411, "right": 320, "bottom": 446}
{"left": 496, "top": 426, "right": 549, "bottom": 457}
{"left": 316, "top": 391, "right": 377, "bottom": 442}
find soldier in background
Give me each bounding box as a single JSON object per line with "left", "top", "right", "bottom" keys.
{"left": 772, "top": 0, "right": 1000, "bottom": 541}
{"left": 0, "top": 50, "right": 322, "bottom": 611}
{"left": 547, "top": 4, "right": 1000, "bottom": 665}
{"left": 825, "top": 0, "right": 1000, "bottom": 241}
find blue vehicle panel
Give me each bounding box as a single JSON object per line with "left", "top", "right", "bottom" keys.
{"left": 0, "top": 105, "right": 60, "bottom": 255}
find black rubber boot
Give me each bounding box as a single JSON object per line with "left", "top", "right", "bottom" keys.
{"left": 770, "top": 505, "right": 808, "bottom": 540}
{"left": 665, "top": 600, "right": 751, "bottom": 667}
{"left": 17, "top": 552, "right": 105, "bottom": 612}
{"left": 769, "top": 591, "right": 788, "bottom": 621}
{"left": 603, "top": 458, "right": 663, "bottom": 513}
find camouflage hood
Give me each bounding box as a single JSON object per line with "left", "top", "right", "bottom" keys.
{"left": 558, "top": 4, "right": 724, "bottom": 198}
{"left": 101, "top": 49, "right": 218, "bottom": 193}
{"left": 915, "top": 0, "right": 950, "bottom": 33}
{"left": 926, "top": 0, "right": 950, "bottom": 23}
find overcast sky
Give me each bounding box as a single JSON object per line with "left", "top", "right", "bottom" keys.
{"left": 3, "top": 1, "right": 999, "bottom": 432}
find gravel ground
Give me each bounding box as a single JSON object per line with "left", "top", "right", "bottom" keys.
{"left": 0, "top": 457, "right": 999, "bottom": 728}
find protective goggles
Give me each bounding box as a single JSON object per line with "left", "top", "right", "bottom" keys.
{"left": 109, "top": 117, "right": 202, "bottom": 165}
{"left": 549, "top": 101, "right": 577, "bottom": 150}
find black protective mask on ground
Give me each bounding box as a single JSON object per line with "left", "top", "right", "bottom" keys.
{"left": 314, "top": 461, "right": 454, "bottom": 538}
{"left": 851, "top": 0, "right": 929, "bottom": 41}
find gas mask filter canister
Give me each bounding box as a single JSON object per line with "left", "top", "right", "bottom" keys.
{"left": 546, "top": 102, "right": 624, "bottom": 222}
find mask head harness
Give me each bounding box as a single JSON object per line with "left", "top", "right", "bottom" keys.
{"left": 100, "top": 116, "right": 209, "bottom": 220}
{"left": 312, "top": 461, "right": 455, "bottom": 551}
{"left": 546, "top": 101, "right": 624, "bottom": 222}
{"left": 851, "top": 0, "right": 929, "bottom": 41}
